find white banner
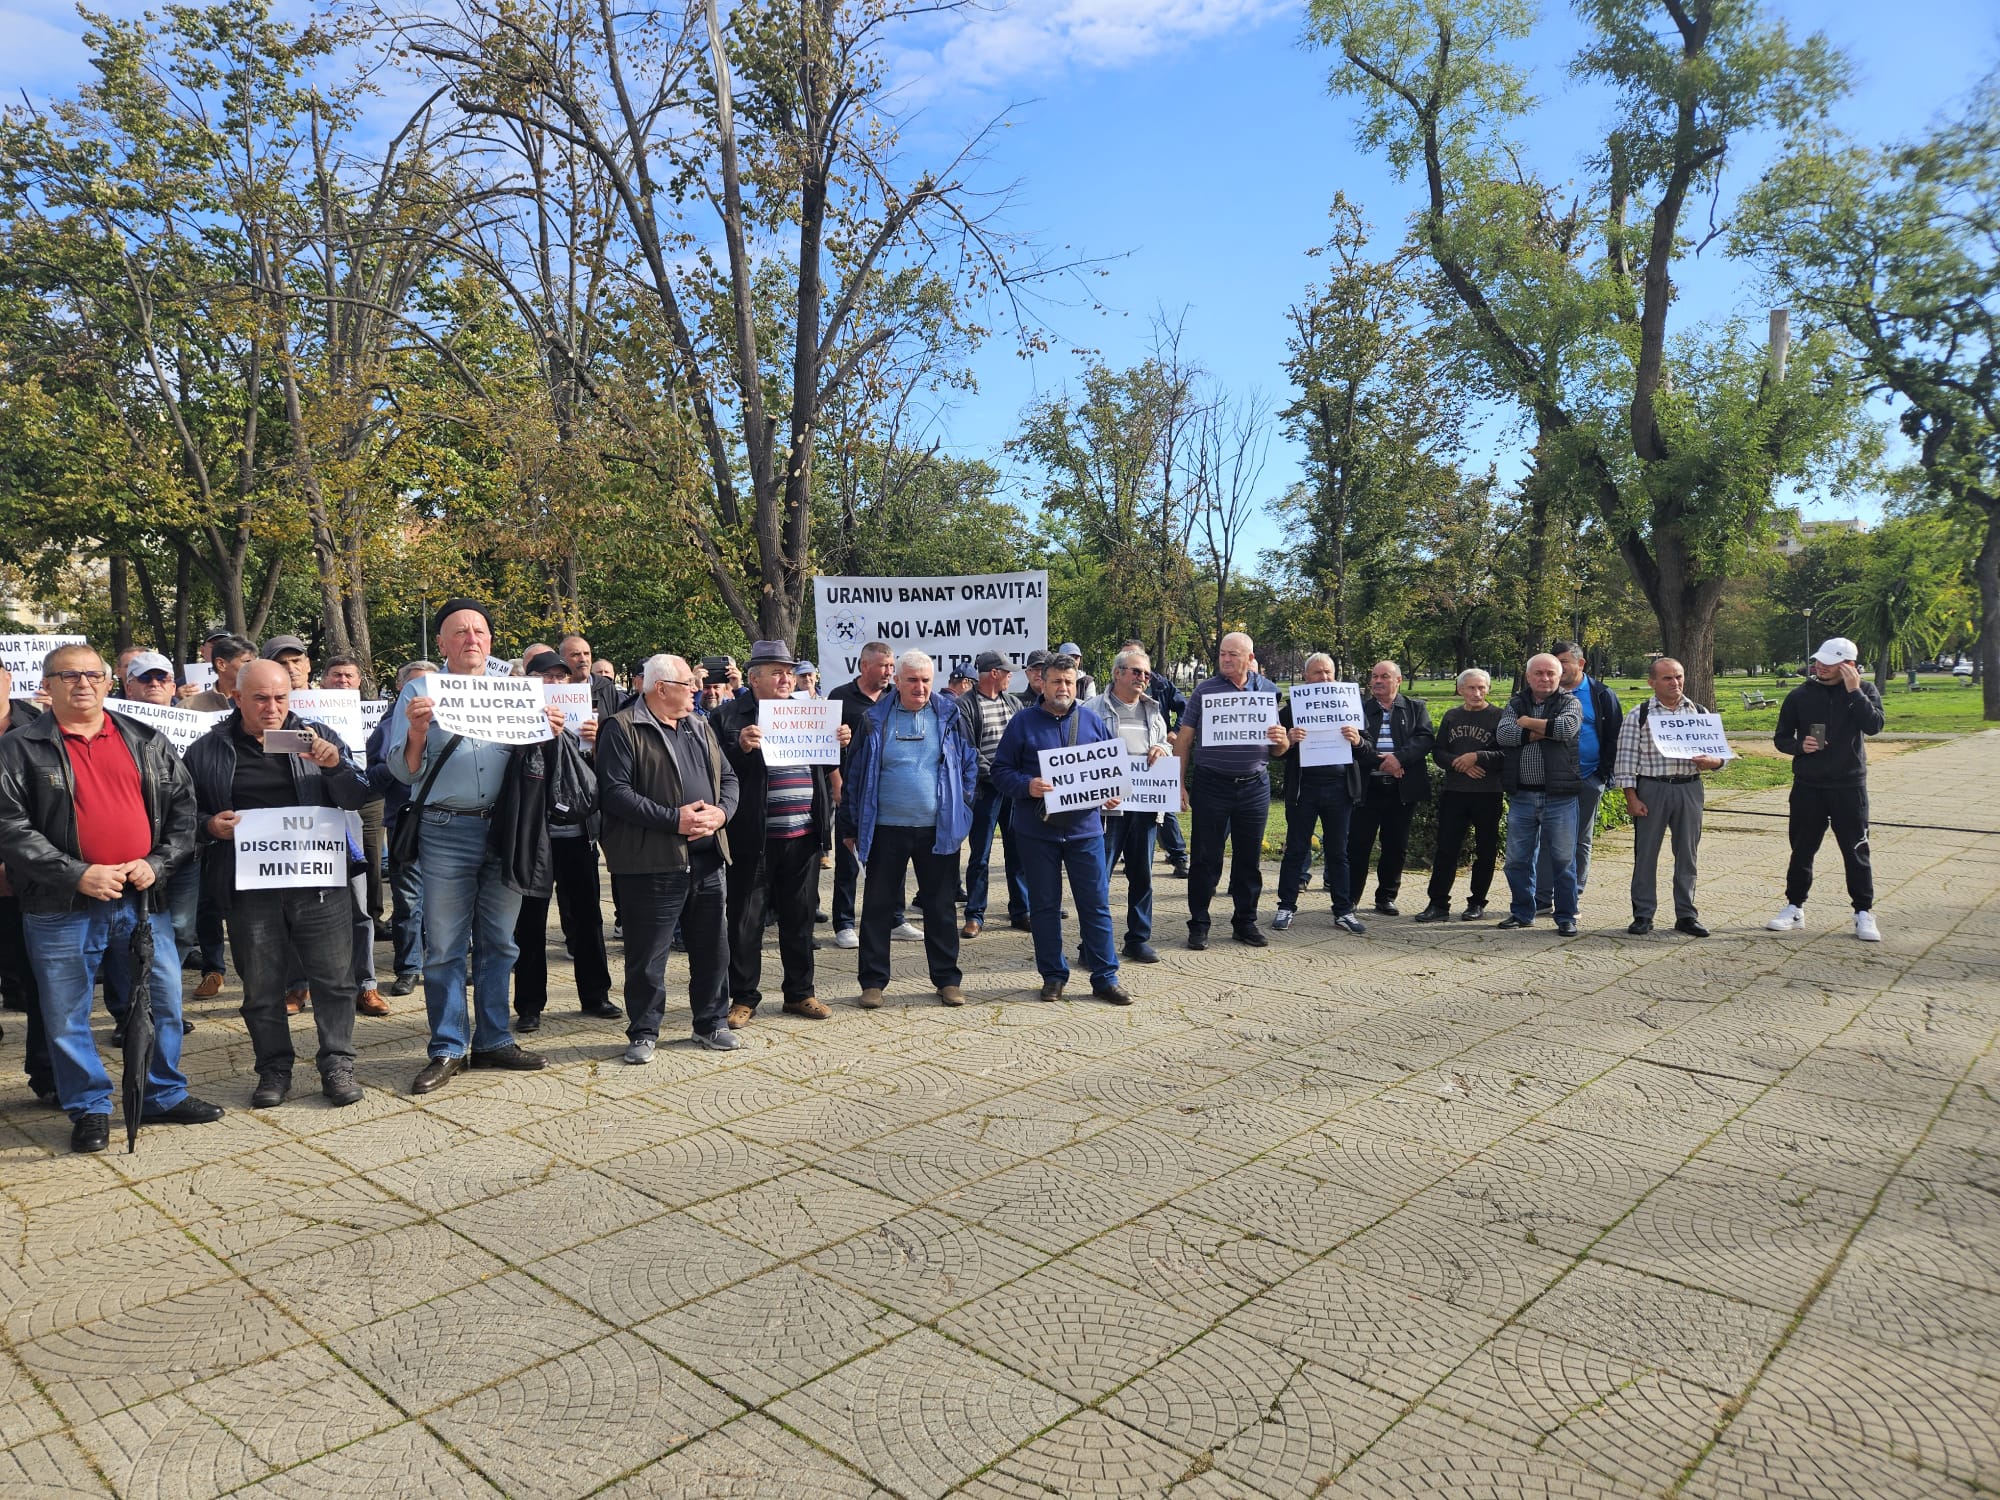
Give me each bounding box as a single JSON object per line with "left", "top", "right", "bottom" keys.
{"left": 234, "top": 806, "right": 349, "bottom": 889}
{"left": 1287, "top": 681, "right": 1361, "bottom": 767}
{"left": 1122, "top": 753, "right": 1181, "bottom": 815}
{"left": 289, "top": 689, "right": 364, "bottom": 754}
{"left": 181, "top": 661, "right": 217, "bottom": 692}
{"left": 360, "top": 698, "right": 389, "bottom": 736}
{"left": 1038, "top": 735, "right": 1127, "bottom": 814}
{"left": 484, "top": 657, "right": 516, "bottom": 678}
{"left": 1646, "top": 708, "right": 1735, "bottom": 761}
{"left": 1199, "top": 690, "right": 1279, "bottom": 748}
{"left": 542, "top": 680, "right": 596, "bottom": 727}
{"left": 2, "top": 635, "right": 86, "bottom": 698}
{"left": 813, "top": 571, "right": 1047, "bottom": 692}
{"left": 419, "top": 673, "right": 552, "bottom": 745}
{"left": 758, "top": 698, "right": 842, "bottom": 766}
{"left": 104, "top": 697, "right": 228, "bottom": 754}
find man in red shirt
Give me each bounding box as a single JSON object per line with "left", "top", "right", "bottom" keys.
{"left": 0, "top": 644, "right": 223, "bottom": 1153}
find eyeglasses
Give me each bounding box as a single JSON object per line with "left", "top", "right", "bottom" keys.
{"left": 1121, "top": 665, "right": 1149, "bottom": 675}
{"left": 134, "top": 671, "right": 172, "bottom": 683}
{"left": 654, "top": 677, "right": 696, "bottom": 689}
{"left": 50, "top": 670, "right": 107, "bottom": 685}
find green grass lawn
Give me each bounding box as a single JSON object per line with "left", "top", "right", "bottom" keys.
{"left": 1392, "top": 675, "right": 1994, "bottom": 736}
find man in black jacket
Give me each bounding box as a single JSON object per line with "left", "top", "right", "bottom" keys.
{"left": 1346, "top": 661, "right": 1436, "bottom": 916}
{"left": 715, "top": 640, "right": 849, "bottom": 1028}
{"left": 1540, "top": 640, "right": 1624, "bottom": 915}
{"left": 1496, "top": 654, "right": 1585, "bottom": 934}
{"left": 187, "top": 660, "right": 373, "bottom": 1108}
{"left": 0, "top": 643, "right": 223, "bottom": 1152}
{"left": 1768, "top": 637, "right": 1887, "bottom": 941}
{"left": 0, "top": 666, "right": 56, "bottom": 1106}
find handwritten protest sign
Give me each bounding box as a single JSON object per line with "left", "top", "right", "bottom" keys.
{"left": 484, "top": 657, "right": 516, "bottom": 678}
{"left": 1199, "top": 690, "right": 1278, "bottom": 748}
{"left": 1287, "top": 680, "right": 1362, "bottom": 767}
{"left": 419, "top": 674, "right": 552, "bottom": 745}
{"left": 1122, "top": 753, "right": 1181, "bottom": 814}
{"left": 1039, "top": 736, "right": 1127, "bottom": 814}
{"left": 104, "top": 698, "right": 228, "bottom": 754}
{"left": 542, "top": 680, "right": 596, "bottom": 728}
{"left": 360, "top": 699, "right": 389, "bottom": 736}
{"left": 181, "top": 661, "right": 217, "bottom": 692}
{"left": 758, "top": 698, "right": 841, "bottom": 766}
{"left": 1645, "top": 708, "right": 1735, "bottom": 761}
{"left": 234, "top": 806, "right": 349, "bottom": 889}
{"left": 289, "top": 689, "right": 364, "bottom": 754}
{"left": 2, "top": 635, "right": 86, "bottom": 698}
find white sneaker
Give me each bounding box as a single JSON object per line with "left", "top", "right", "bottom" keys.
{"left": 1766, "top": 903, "right": 1805, "bottom": 931}
{"left": 890, "top": 921, "right": 923, "bottom": 942}
{"left": 833, "top": 927, "right": 859, "bottom": 950}
{"left": 1854, "top": 911, "right": 1881, "bottom": 942}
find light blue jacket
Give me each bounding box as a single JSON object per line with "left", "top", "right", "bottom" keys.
{"left": 838, "top": 692, "right": 977, "bottom": 862}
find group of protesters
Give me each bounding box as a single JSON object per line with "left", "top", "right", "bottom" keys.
{"left": 0, "top": 599, "right": 1885, "bottom": 1153}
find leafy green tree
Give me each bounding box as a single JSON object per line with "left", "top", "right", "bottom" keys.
{"left": 1827, "top": 516, "right": 1971, "bottom": 687}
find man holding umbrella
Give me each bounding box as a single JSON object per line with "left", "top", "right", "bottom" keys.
{"left": 0, "top": 643, "right": 224, "bottom": 1153}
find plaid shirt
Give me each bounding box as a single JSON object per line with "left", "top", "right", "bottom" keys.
{"left": 1612, "top": 696, "right": 1717, "bottom": 789}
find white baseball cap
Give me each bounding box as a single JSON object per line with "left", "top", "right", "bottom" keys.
{"left": 124, "top": 650, "right": 174, "bottom": 679}
{"left": 1811, "top": 637, "right": 1858, "bottom": 665}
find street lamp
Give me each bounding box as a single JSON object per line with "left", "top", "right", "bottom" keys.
{"left": 1802, "top": 606, "right": 1813, "bottom": 670}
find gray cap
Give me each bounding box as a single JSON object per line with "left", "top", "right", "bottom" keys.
{"left": 260, "top": 635, "right": 309, "bottom": 660}
{"left": 974, "top": 649, "right": 1010, "bottom": 673}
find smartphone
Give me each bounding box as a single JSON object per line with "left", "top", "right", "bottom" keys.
{"left": 1807, "top": 722, "right": 1827, "bottom": 744}
{"left": 263, "top": 728, "right": 315, "bottom": 755}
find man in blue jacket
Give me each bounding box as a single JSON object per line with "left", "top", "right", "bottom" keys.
{"left": 838, "top": 650, "right": 978, "bottom": 1009}
{"left": 995, "top": 654, "right": 1133, "bottom": 1004}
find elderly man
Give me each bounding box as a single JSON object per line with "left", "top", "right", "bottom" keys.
{"left": 0, "top": 644, "right": 222, "bottom": 1152}
{"left": 1274, "top": 653, "right": 1367, "bottom": 934}
{"left": 186, "top": 660, "right": 371, "bottom": 1107}
{"left": 828, "top": 641, "right": 910, "bottom": 948}
{"left": 1538, "top": 641, "right": 1623, "bottom": 916}
{"left": 119, "top": 651, "right": 178, "bottom": 706}
{"left": 1615, "top": 657, "right": 1724, "bottom": 937}
{"left": 839, "top": 650, "right": 977, "bottom": 1009}
{"left": 366, "top": 660, "right": 433, "bottom": 995}
{"left": 1346, "top": 661, "right": 1435, "bottom": 917}
{"left": 185, "top": 635, "right": 257, "bottom": 995}
{"left": 715, "top": 641, "right": 849, "bottom": 1028}
{"left": 1171, "top": 631, "right": 1290, "bottom": 950}
{"left": 0, "top": 664, "right": 56, "bottom": 1106}
{"left": 597, "top": 654, "right": 740, "bottom": 1060}
{"left": 1123, "top": 640, "right": 1190, "bottom": 880}
{"left": 1088, "top": 645, "right": 1172, "bottom": 962}
{"left": 1769, "top": 637, "right": 1886, "bottom": 941}
{"left": 796, "top": 660, "right": 821, "bottom": 697}
{"left": 387, "top": 598, "right": 562, "bottom": 1094}
{"left": 1419, "top": 668, "right": 1505, "bottom": 922}
{"left": 561, "top": 633, "right": 623, "bottom": 721}
{"left": 1496, "top": 653, "right": 1586, "bottom": 934}
{"left": 957, "top": 649, "right": 1028, "bottom": 939}
{"left": 261, "top": 635, "right": 313, "bottom": 689}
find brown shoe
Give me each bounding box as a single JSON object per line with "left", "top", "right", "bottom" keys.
{"left": 727, "top": 1003, "right": 755, "bottom": 1029}
{"left": 936, "top": 984, "right": 966, "bottom": 1007}
{"left": 283, "top": 988, "right": 308, "bottom": 1015}
{"left": 194, "top": 971, "right": 224, "bottom": 1000}
{"left": 355, "top": 988, "right": 389, "bottom": 1017}
{"left": 858, "top": 987, "right": 884, "bottom": 1010}
{"left": 782, "top": 996, "right": 831, "bottom": 1020}
{"left": 961, "top": 918, "right": 981, "bottom": 938}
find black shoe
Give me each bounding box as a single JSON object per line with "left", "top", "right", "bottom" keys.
{"left": 1010, "top": 916, "right": 1033, "bottom": 932}
{"left": 1460, "top": 902, "right": 1487, "bottom": 922}
{"left": 1555, "top": 918, "right": 1578, "bottom": 937}
{"left": 141, "top": 1096, "right": 225, "bottom": 1126}
{"left": 1497, "top": 915, "right": 1533, "bottom": 930}
{"left": 70, "top": 1113, "right": 110, "bottom": 1153}
{"left": 250, "top": 1073, "right": 290, "bottom": 1109}
{"left": 1374, "top": 900, "right": 1400, "bottom": 917}
{"left": 34, "top": 1088, "right": 61, "bottom": 1110}
{"left": 515, "top": 1011, "right": 542, "bottom": 1034}
{"left": 411, "top": 1055, "right": 466, "bottom": 1095}
{"left": 1413, "top": 902, "right": 1450, "bottom": 924}
{"left": 1167, "top": 863, "right": 1189, "bottom": 879}
{"left": 1122, "top": 941, "right": 1158, "bottom": 964}
{"left": 815, "top": 908, "right": 829, "bottom": 923}
{"left": 322, "top": 1068, "right": 364, "bottom": 1107}
{"left": 1038, "top": 979, "right": 1064, "bottom": 1002}
{"left": 470, "top": 1043, "right": 547, "bottom": 1071}
{"left": 1186, "top": 929, "right": 1209, "bottom": 951}
{"left": 386, "top": 971, "right": 419, "bottom": 997}
{"left": 1675, "top": 917, "right": 1710, "bottom": 938}
{"left": 1628, "top": 918, "right": 1654, "bottom": 936}
{"left": 581, "top": 1001, "right": 623, "bottom": 1020}
{"left": 1535, "top": 903, "right": 1554, "bottom": 917}
{"left": 1093, "top": 982, "right": 1134, "bottom": 1006}
{"left": 1232, "top": 926, "right": 1268, "bottom": 948}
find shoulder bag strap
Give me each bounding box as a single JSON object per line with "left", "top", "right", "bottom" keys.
{"left": 406, "top": 732, "right": 464, "bottom": 818}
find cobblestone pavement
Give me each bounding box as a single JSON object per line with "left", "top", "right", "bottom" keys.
{"left": 3, "top": 734, "right": 1997, "bottom": 1498}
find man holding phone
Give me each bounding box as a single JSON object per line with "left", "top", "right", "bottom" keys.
{"left": 1769, "top": 637, "right": 1886, "bottom": 941}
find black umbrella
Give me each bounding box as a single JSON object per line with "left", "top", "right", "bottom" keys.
{"left": 121, "top": 888, "right": 157, "bottom": 1154}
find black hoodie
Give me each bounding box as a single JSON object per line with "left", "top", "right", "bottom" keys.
{"left": 1774, "top": 675, "right": 1884, "bottom": 787}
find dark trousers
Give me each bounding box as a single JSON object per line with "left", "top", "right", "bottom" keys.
{"left": 1, "top": 893, "right": 53, "bottom": 1097}
{"left": 194, "top": 847, "right": 228, "bottom": 974}
{"left": 1347, "top": 782, "right": 1416, "bottom": 906}
{"left": 963, "top": 778, "right": 1028, "bottom": 923}
{"left": 728, "top": 835, "right": 820, "bottom": 1010}
{"left": 229, "top": 887, "right": 356, "bottom": 1079}
{"left": 360, "top": 797, "right": 387, "bottom": 923}
{"left": 1786, "top": 781, "right": 1873, "bottom": 912}
{"left": 833, "top": 837, "right": 904, "bottom": 930}
{"left": 858, "top": 824, "right": 961, "bottom": 991}
{"left": 1187, "top": 768, "right": 1271, "bottom": 935}
{"left": 1427, "top": 791, "right": 1502, "bottom": 908}
{"left": 1103, "top": 814, "right": 1156, "bottom": 943}
{"left": 1158, "top": 810, "right": 1187, "bottom": 863}
{"left": 1278, "top": 778, "right": 1356, "bottom": 913}
{"left": 513, "top": 836, "right": 614, "bottom": 1018}
{"left": 388, "top": 832, "right": 424, "bottom": 978}
{"left": 616, "top": 868, "right": 728, "bottom": 1040}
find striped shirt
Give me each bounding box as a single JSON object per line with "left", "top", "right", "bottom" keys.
{"left": 1612, "top": 697, "right": 1714, "bottom": 788}
{"left": 765, "top": 764, "right": 814, "bottom": 839}
{"left": 963, "top": 690, "right": 1018, "bottom": 778}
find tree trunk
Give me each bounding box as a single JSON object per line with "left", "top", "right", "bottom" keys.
{"left": 108, "top": 556, "right": 132, "bottom": 654}
{"left": 1977, "top": 498, "right": 2000, "bottom": 722}
{"left": 171, "top": 546, "right": 193, "bottom": 675}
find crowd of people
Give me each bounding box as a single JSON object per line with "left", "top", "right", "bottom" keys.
{"left": 0, "top": 606, "right": 1887, "bottom": 1153}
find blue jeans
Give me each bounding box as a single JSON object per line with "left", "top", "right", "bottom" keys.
{"left": 963, "top": 780, "right": 1028, "bottom": 923}
{"left": 1103, "top": 815, "right": 1156, "bottom": 944}
{"left": 1278, "top": 777, "right": 1355, "bottom": 912}
{"left": 1158, "top": 810, "right": 1186, "bottom": 862}
{"left": 388, "top": 829, "right": 424, "bottom": 976}
{"left": 417, "top": 810, "right": 523, "bottom": 1058}
{"left": 1538, "top": 779, "right": 1605, "bottom": 904}
{"left": 1018, "top": 833, "right": 1118, "bottom": 988}
{"left": 167, "top": 859, "right": 200, "bottom": 967}
{"left": 1506, "top": 790, "right": 1578, "bottom": 923}
{"left": 24, "top": 894, "right": 189, "bottom": 1119}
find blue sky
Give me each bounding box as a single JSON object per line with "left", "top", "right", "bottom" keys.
{"left": 7, "top": 0, "right": 1994, "bottom": 562}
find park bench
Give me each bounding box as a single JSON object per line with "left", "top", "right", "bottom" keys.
{"left": 1739, "top": 689, "right": 1775, "bottom": 710}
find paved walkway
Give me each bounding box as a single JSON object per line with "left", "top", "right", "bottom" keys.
{"left": 2, "top": 734, "right": 1997, "bottom": 1499}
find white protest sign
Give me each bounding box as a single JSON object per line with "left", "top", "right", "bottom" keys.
{"left": 542, "top": 680, "right": 596, "bottom": 727}
{"left": 814, "top": 570, "right": 1047, "bottom": 692}
{"left": 1038, "top": 736, "right": 1127, "bottom": 814}
{"left": 1646, "top": 708, "right": 1735, "bottom": 761}
{"left": 2, "top": 635, "right": 86, "bottom": 698}
{"left": 104, "top": 697, "right": 229, "bottom": 754}
{"left": 1199, "top": 690, "right": 1279, "bottom": 748}
{"left": 419, "top": 674, "right": 552, "bottom": 745}
{"left": 360, "top": 698, "right": 389, "bottom": 736}
{"left": 485, "top": 657, "right": 516, "bottom": 678}
{"left": 289, "top": 689, "right": 364, "bottom": 754}
{"left": 758, "top": 698, "right": 842, "bottom": 766}
{"left": 1287, "top": 680, "right": 1362, "bottom": 767}
{"left": 1123, "top": 753, "right": 1181, "bottom": 815}
{"left": 234, "top": 806, "right": 349, "bottom": 889}
{"left": 181, "top": 661, "right": 217, "bottom": 692}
